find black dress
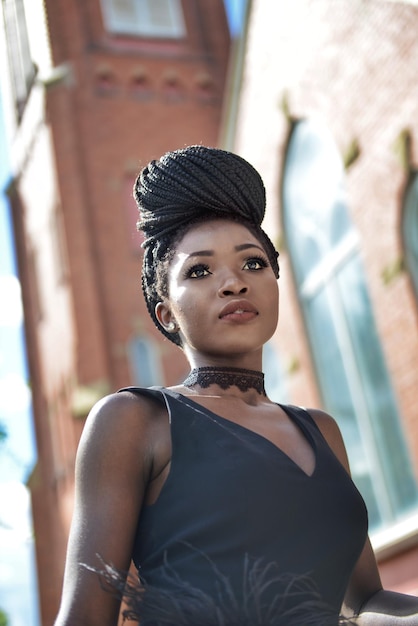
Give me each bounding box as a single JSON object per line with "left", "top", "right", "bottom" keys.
{"left": 115, "top": 387, "right": 368, "bottom": 625}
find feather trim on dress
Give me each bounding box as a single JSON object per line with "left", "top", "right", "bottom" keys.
{"left": 85, "top": 554, "right": 354, "bottom": 626}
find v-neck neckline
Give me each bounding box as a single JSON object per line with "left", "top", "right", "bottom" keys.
{"left": 169, "top": 391, "right": 318, "bottom": 479}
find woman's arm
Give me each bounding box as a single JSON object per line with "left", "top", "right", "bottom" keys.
{"left": 343, "top": 534, "right": 418, "bottom": 624}
{"left": 309, "top": 409, "right": 418, "bottom": 625}
{"left": 351, "top": 589, "right": 418, "bottom": 624}
{"left": 54, "top": 390, "right": 164, "bottom": 626}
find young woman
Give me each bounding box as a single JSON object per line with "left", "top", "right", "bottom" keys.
{"left": 55, "top": 146, "right": 418, "bottom": 625}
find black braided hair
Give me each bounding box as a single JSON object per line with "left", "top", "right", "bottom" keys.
{"left": 133, "top": 145, "right": 279, "bottom": 346}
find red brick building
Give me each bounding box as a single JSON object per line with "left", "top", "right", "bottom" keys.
{"left": 229, "top": 0, "right": 418, "bottom": 596}
{"left": 0, "top": 1, "right": 230, "bottom": 623}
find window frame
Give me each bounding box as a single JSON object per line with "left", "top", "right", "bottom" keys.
{"left": 2, "top": 0, "right": 36, "bottom": 120}
{"left": 100, "top": 0, "right": 186, "bottom": 39}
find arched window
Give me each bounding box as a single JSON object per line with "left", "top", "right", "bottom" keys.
{"left": 282, "top": 119, "right": 418, "bottom": 531}
{"left": 403, "top": 174, "right": 418, "bottom": 299}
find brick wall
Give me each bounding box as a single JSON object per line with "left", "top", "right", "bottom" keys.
{"left": 234, "top": 0, "right": 418, "bottom": 594}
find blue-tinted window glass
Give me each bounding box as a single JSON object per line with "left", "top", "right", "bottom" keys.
{"left": 128, "top": 336, "right": 162, "bottom": 387}
{"left": 403, "top": 175, "right": 418, "bottom": 298}
{"left": 338, "top": 256, "right": 418, "bottom": 517}
{"left": 283, "top": 121, "right": 353, "bottom": 280}
{"left": 263, "top": 342, "right": 289, "bottom": 404}
{"left": 304, "top": 280, "right": 382, "bottom": 528}
{"left": 100, "top": 0, "right": 185, "bottom": 38}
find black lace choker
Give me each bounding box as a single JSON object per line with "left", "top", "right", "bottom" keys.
{"left": 183, "top": 366, "right": 266, "bottom": 396}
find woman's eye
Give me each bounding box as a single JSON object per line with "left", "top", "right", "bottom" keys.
{"left": 185, "top": 264, "right": 212, "bottom": 279}
{"left": 244, "top": 256, "right": 269, "bottom": 271}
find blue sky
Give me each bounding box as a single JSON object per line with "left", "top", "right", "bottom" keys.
{"left": 224, "top": 0, "right": 247, "bottom": 36}
{"left": 0, "top": 90, "right": 39, "bottom": 626}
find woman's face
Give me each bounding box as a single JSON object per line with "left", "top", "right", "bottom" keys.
{"left": 156, "top": 219, "right": 279, "bottom": 367}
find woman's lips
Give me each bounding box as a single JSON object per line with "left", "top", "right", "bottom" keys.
{"left": 218, "top": 300, "right": 258, "bottom": 323}
{"left": 220, "top": 310, "right": 258, "bottom": 323}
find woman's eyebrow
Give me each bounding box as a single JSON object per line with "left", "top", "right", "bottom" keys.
{"left": 235, "top": 243, "right": 266, "bottom": 253}
{"left": 186, "top": 249, "right": 214, "bottom": 258}
{"left": 186, "top": 243, "right": 265, "bottom": 258}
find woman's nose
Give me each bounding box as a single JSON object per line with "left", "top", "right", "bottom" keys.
{"left": 218, "top": 274, "right": 248, "bottom": 297}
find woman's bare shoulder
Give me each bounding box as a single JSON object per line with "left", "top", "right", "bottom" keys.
{"left": 76, "top": 389, "right": 169, "bottom": 481}
{"left": 305, "top": 407, "right": 351, "bottom": 473}
{"left": 81, "top": 388, "right": 166, "bottom": 436}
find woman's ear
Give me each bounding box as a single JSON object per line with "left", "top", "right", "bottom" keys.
{"left": 155, "top": 301, "right": 179, "bottom": 334}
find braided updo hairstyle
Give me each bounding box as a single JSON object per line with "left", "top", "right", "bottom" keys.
{"left": 133, "top": 145, "right": 279, "bottom": 346}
